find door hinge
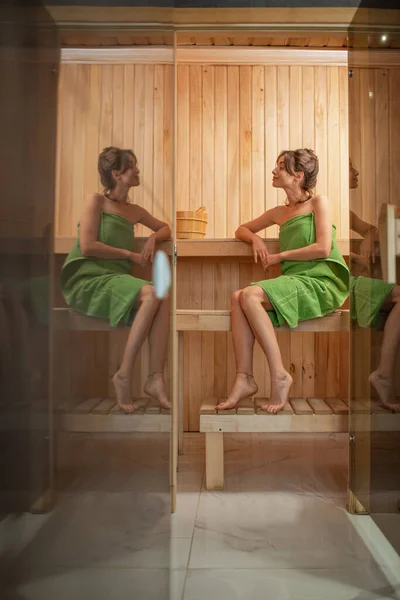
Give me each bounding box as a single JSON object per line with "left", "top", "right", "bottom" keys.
{"left": 173, "top": 244, "right": 177, "bottom": 266}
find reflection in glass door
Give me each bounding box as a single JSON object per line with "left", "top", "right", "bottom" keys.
{"left": 348, "top": 1, "right": 400, "bottom": 553}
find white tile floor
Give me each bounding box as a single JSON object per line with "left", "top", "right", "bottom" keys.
{"left": 3, "top": 432, "right": 400, "bottom": 600}
{"left": 172, "top": 433, "right": 400, "bottom": 600}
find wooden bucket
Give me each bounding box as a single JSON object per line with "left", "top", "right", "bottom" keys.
{"left": 176, "top": 206, "right": 208, "bottom": 239}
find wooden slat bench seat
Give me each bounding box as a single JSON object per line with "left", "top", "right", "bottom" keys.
{"left": 200, "top": 397, "right": 400, "bottom": 490}
{"left": 53, "top": 307, "right": 350, "bottom": 333}
{"left": 53, "top": 307, "right": 350, "bottom": 448}
{"left": 56, "top": 397, "right": 170, "bottom": 433}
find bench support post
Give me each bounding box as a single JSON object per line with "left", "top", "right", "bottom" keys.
{"left": 205, "top": 432, "right": 224, "bottom": 490}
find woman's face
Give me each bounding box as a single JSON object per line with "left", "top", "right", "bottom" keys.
{"left": 349, "top": 159, "right": 359, "bottom": 189}
{"left": 272, "top": 156, "right": 297, "bottom": 188}
{"left": 119, "top": 154, "right": 140, "bottom": 187}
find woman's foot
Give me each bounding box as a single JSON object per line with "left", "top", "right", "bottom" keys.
{"left": 112, "top": 371, "right": 138, "bottom": 414}
{"left": 144, "top": 373, "right": 171, "bottom": 410}
{"left": 216, "top": 373, "right": 258, "bottom": 410}
{"left": 262, "top": 371, "right": 293, "bottom": 414}
{"left": 369, "top": 370, "right": 399, "bottom": 411}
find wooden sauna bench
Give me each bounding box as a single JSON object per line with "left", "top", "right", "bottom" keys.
{"left": 200, "top": 396, "right": 400, "bottom": 491}
{"left": 53, "top": 237, "right": 352, "bottom": 438}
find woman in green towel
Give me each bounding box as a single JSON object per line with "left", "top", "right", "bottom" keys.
{"left": 217, "top": 148, "right": 349, "bottom": 414}
{"left": 349, "top": 159, "right": 400, "bottom": 410}
{"left": 61, "top": 147, "right": 171, "bottom": 413}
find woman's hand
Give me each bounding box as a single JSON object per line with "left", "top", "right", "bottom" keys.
{"left": 359, "top": 227, "right": 377, "bottom": 263}
{"left": 262, "top": 253, "right": 283, "bottom": 269}
{"left": 129, "top": 252, "right": 147, "bottom": 267}
{"left": 252, "top": 235, "right": 269, "bottom": 264}
{"left": 141, "top": 234, "right": 157, "bottom": 263}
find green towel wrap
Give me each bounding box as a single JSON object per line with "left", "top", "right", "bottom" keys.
{"left": 251, "top": 212, "right": 349, "bottom": 328}
{"left": 61, "top": 212, "right": 150, "bottom": 327}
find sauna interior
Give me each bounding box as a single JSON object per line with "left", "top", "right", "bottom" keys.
{"left": 51, "top": 8, "right": 400, "bottom": 519}
{"left": 3, "top": 2, "right": 400, "bottom": 598}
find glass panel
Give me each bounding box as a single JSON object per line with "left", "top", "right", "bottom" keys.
{"left": 0, "top": 0, "right": 59, "bottom": 591}
{"left": 348, "top": 1, "right": 400, "bottom": 551}
{"left": 1, "top": 15, "right": 174, "bottom": 598}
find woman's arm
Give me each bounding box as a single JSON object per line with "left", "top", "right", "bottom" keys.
{"left": 235, "top": 207, "right": 280, "bottom": 263}
{"left": 267, "top": 196, "right": 332, "bottom": 266}
{"left": 136, "top": 206, "right": 171, "bottom": 262}
{"left": 79, "top": 194, "right": 144, "bottom": 264}
{"left": 350, "top": 209, "right": 377, "bottom": 263}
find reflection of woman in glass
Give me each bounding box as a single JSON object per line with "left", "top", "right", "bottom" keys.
{"left": 350, "top": 159, "right": 400, "bottom": 410}
{"left": 217, "top": 149, "right": 349, "bottom": 414}
{"left": 61, "top": 147, "right": 171, "bottom": 413}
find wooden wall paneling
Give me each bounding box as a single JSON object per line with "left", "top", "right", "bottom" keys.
{"left": 202, "top": 65, "right": 215, "bottom": 236}
{"left": 164, "top": 64, "right": 173, "bottom": 224}
{"left": 57, "top": 66, "right": 77, "bottom": 236}
{"left": 215, "top": 66, "right": 228, "bottom": 237}
{"left": 302, "top": 332, "right": 315, "bottom": 398}
{"left": 99, "top": 64, "right": 113, "bottom": 179}
{"left": 315, "top": 332, "right": 329, "bottom": 398}
{"left": 85, "top": 65, "right": 102, "bottom": 196}
{"left": 314, "top": 66, "right": 328, "bottom": 199}
{"left": 289, "top": 65, "right": 303, "bottom": 148}
{"left": 277, "top": 66, "right": 290, "bottom": 210}
{"left": 143, "top": 65, "right": 155, "bottom": 233}
{"left": 326, "top": 332, "right": 341, "bottom": 399}
{"left": 201, "top": 261, "right": 216, "bottom": 411}
{"left": 302, "top": 66, "right": 315, "bottom": 149}
{"left": 349, "top": 66, "right": 361, "bottom": 217}
{"left": 252, "top": 65, "right": 265, "bottom": 230}
{"left": 389, "top": 69, "right": 400, "bottom": 208}
{"left": 153, "top": 65, "right": 164, "bottom": 222}
{"left": 264, "top": 65, "right": 278, "bottom": 238}
{"left": 374, "top": 69, "right": 389, "bottom": 222}
{"left": 112, "top": 64, "right": 124, "bottom": 147}
{"left": 189, "top": 65, "right": 202, "bottom": 212}
{"left": 227, "top": 66, "right": 240, "bottom": 238}
{"left": 133, "top": 64, "right": 145, "bottom": 236}
{"left": 339, "top": 331, "right": 350, "bottom": 399}
{"left": 226, "top": 263, "right": 239, "bottom": 396}
{"left": 339, "top": 66, "right": 349, "bottom": 237}
{"left": 188, "top": 260, "right": 203, "bottom": 430}
{"left": 360, "top": 69, "right": 376, "bottom": 227}
{"left": 328, "top": 66, "right": 341, "bottom": 236}
{"left": 213, "top": 262, "right": 229, "bottom": 411}
{"left": 239, "top": 66, "right": 252, "bottom": 225}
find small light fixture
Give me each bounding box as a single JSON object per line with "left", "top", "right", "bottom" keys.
{"left": 369, "top": 91, "right": 374, "bottom": 98}
{"left": 380, "top": 34, "right": 388, "bottom": 43}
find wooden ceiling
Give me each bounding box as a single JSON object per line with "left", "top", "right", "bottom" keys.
{"left": 59, "top": 29, "right": 400, "bottom": 49}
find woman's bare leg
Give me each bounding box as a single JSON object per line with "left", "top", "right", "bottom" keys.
{"left": 240, "top": 285, "right": 292, "bottom": 413}
{"left": 217, "top": 290, "right": 258, "bottom": 410}
{"left": 370, "top": 286, "right": 400, "bottom": 410}
{"left": 113, "top": 285, "right": 160, "bottom": 413}
{"left": 144, "top": 296, "right": 171, "bottom": 410}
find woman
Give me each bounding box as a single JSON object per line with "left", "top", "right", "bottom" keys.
{"left": 61, "top": 147, "right": 171, "bottom": 413}
{"left": 217, "top": 149, "right": 349, "bottom": 414}
{"left": 349, "top": 159, "right": 400, "bottom": 410}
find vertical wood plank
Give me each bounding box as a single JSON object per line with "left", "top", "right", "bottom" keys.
{"left": 189, "top": 65, "right": 202, "bottom": 211}
{"left": 252, "top": 65, "right": 265, "bottom": 224}
{"left": 264, "top": 65, "right": 278, "bottom": 237}
{"left": 239, "top": 66, "right": 252, "bottom": 224}
{"left": 202, "top": 65, "right": 215, "bottom": 236}
{"left": 215, "top": 66, "right": 228, "bottom": 237}
{"left": 227, "top": 66, "right": 240, "bottom": 238}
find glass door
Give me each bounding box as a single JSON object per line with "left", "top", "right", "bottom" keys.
{"left": 348, "top": 2, "right": 400, "bottom": 553}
